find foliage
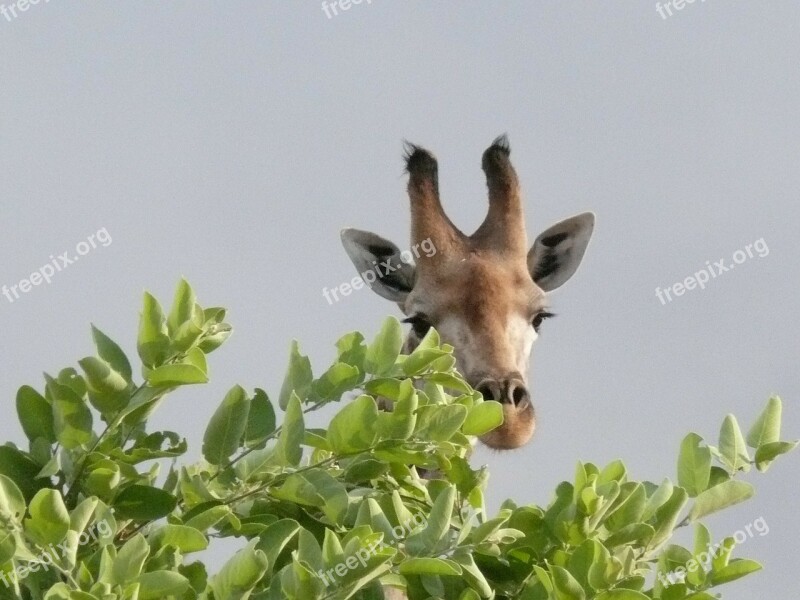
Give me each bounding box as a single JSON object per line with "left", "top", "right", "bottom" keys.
{"left": 0, "top": 280, "right": 796, "bottom": 599}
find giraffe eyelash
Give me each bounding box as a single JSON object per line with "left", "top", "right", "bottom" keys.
{"left": 403, "top": 314, "right": 431, "bottom": 337}
{"left": 532, "top": 311, "right": 556, "bottom": 332}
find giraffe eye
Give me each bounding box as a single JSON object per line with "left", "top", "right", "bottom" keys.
{"left": 403, "top": 315, "right": 431, "bottom": 338}
{"left": 532, "top": 311, "right": 555, "bottom": 332}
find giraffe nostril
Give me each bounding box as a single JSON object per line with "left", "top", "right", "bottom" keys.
{"left": 477, "top": 378, "right": 529, "bottom": 406}
{"left": 511, "top": 384, "right": 530, "bottom": 407}
{"left": 476, "top": 382, "right": 499, "bottom": 402}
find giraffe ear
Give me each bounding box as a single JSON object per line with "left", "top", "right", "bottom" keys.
{"left": 527, "top": 212, "right": 595, "bottom": 292}
{"left": 340, "top": 229, "right": 416, "bottom": 302}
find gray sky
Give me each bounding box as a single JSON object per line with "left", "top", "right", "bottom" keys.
{"left": 1, "top": 1, "right": 798, "bottom": 596}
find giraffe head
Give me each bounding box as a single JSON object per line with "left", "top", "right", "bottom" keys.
{"left": 341, "top": 136, "right": 594, "bottom": 450}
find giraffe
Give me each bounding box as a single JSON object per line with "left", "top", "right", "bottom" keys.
{"left": 341, "top": 135, "right": 594, "bottom": 450}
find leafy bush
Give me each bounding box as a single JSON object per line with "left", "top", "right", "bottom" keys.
{"left": 0, "top": 280, "right": 795, "bottom": 599}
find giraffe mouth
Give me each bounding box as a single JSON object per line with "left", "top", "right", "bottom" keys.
{"left": 479, "top": 400, "right": 536, "bottom": 450}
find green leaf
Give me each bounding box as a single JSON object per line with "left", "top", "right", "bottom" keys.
{"left": 167, "top": 278, "right": 197, "bottom": 334}
{"left": 650, "top": 487, "right": 688, "bottom": 548}
{"left": 304, "top": 428, "right": 331, "bottom": 451}
{"left": 79, "top": 356, "right": 127, "bottom": 393}
{"left": 79, "top": 356, "right": 131, "bottom": 415}
{"left": 255, "top": 519, "right": 301, "bottom": 569}
{"left": 0, "top": 446, "right": 50, "bottom": 501}
{"left": 598, "top": 460, "right": 627, "bottom": 485}
{"left": 335, "top": 331, "right": 367, "bottom": 370}
{"left": 687, "top": 522, "right": 711, "bottom": 587}
{"left": 692, "top": 522, "right": 711, "bottom": 557}
{"left": 282, "top": 552, "right": 324, "bottom": 599}
{"left": 43, "top": 584, "right": 77, "bottom": 600}
{"left": 56, "top": 367, "right": 87, "bottom": 398}
{"left": 242, "top": 388, "right": 276, "bottom": 449}
{"left": 678, "top": 433, "right": 711, "bottom": 497}
{"left": 406, "top": 486, "right": 455, "bottom": 556}
{"left": 426, "top": 372, "right": 473, "bottom": 393}
{"left": 0, "top": 474, "right": 26, "bottom": 521}
{"left": 117, "top": 385, "right": 166, "bottom": 426}
{"left": 452, "top": 549, "right": 493, "bottom": 598}
{"left": 568, "top": 539, "right": 607, "bottom": 591}
{"left": 85, "top": 462, "right": 121, "bottom": 496}
{"left": 113, "top": 485, "right": 178, "bottom": 521}
{"left": 239, "top": 393, "right": 305, "bottom": 476}
{"left": 91, "top": 324, "right": 133, "bottom": 382}
{"left": 179, "top": 562, "right": 208, "bottom": 596}
{"left": 321, "top": 527, "right": 344, "bottom": 567}
{"left": 470, "top": 511, "right": 511, "bottom": 545}
{"left": 198, "top": 322, "right": 232, "bottom": 353}
{"left": 605, "top": 523, "right": 654, "bottom": 547}
{"left": 296, "top": 527, "right": 324, "bottom": 573}
{"left": 24, "top": 489, "right": 70, "bottom": 545}
{"left": 534, "top": 565, "right": 554, "bottom": 594}
{"left": 184, "top": 346, "right": 208, "bottom": 372}
{"left": 328, "top": 395, "right": 379, "bottom": 454}
{"left": 209, "top": 540, "right": 269, "bottom": 600}
{"left": 711, "top": 537, "right": 735, "bottom": 572}
{"left": 550, "top": 564, "right": 586, "bottom": 600}
{"left": 689, "top": 480, "right": 754, "bottom": 521}
{"left": 276, "top": 393, "right": 305, "bottom": 467}
{"left": 376, "top": 379, "right": 418, "bottom": 440}
{"left": 364, "top": 317, "right": 403, "bottom": 375}
{"left": 203, "top": 385, "right": 250, "bottom": 466}
{"left": 719, "top": 414, "right": 750, "bottom": 473}
{"left": 605, "top": 483, "right": 646, "bottom": 532}
{"left": 364, "top": 378, "right": 402, "bottom": 400}
{"left": 271, "top": 473, "right": 323, "bottom": 509}
{"left": 137, "top": 571, "right": 191, "bottom": 600}
{"left": 594, "top": 591, "right": 649, "bottom": 600}
{"left": 402, "top": 348, "right": 450, "bottom": 376}
{"left": 279, "top": 341, "right": 313, "bottom": 409}
{"left": 0, "top": 526, "right": 16, "bottom": 565}
{"left": 311, "top": 361, "right": 361, "bottom": 400}
{"left": 137, "top": 291, "right": 171, "bottom": 367}
{"left": 47, "top": 376, "right": 93, "bottom": 449}
{"left": 462, "top": 401, "right": 504, "bottom": 436}
{"left": 336, "top": 543, "right": 396, "bottom": 593}
{"left": 707, "top": 465, "right": 730, "bottom": 488}
{"left": 184, "top": 504, "right": 232, "bottom": 532}
{"left": 174, "top": 318, "right": 205, "bottom": 352}
{"left": 109, "top": 431, "right": 187, "bottom": 464}
{"left": 746, "top": 396, "right": 782, "bottom": 449}
{"left": 710, "top": 558, "right": 762, "bottom": 585}
{"left": 304, "top": 470, "right": 350, "bottom": 525}
{"left": 69, "top": 496, "right": 100, "bottom": 534}
{"left": 399, "top": 557, "right": 462, "bottom": 576}
{"left": 113, "top": 534, "right": 150, "bottom": 584}
{"left": 642, "top": 478, "right": 673, "bottom": 521}
{"left": 150, "top": 524, "right": 208, "bottom": 553}
{"left": 203, "top": 306, "right": 227, "bottom": 324}
{"left": 146, "top": 362, "right": 208, "bottom": 387}
{"left": 754, "top": 440, "right": 798, "bottom": 472}
{"left": 16, "top": 385, "right": 56, "bottom": 443}
{"left": 355, "top": 498, "right": 394, "bottom": 542}
{"left": 344, "top": 456, "right": 390, "bottom": 482}
{"left": 414, "top": 404, "right": 468, "bottom": 442}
